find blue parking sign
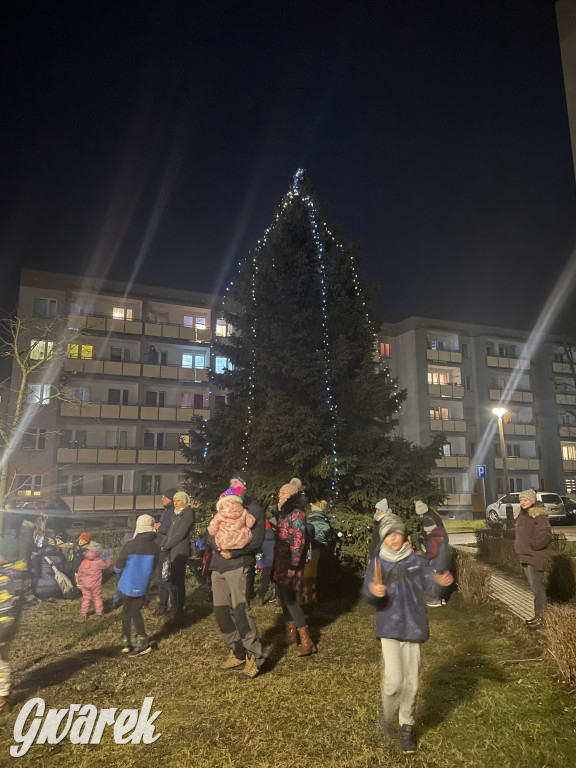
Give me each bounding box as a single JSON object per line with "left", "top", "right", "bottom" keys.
{"left": 476, "top": 464, "right": 486, "bottom": 479}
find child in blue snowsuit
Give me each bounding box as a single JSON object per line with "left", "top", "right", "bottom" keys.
{"left": 363, "top": 508, "right": 453, "bottom": 754}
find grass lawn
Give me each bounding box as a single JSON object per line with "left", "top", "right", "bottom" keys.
{"left": 443, "top": 519, "right": 487, "bottom": 533}
{"left": 2, "top": 572, "right": 575, "bottom": 767}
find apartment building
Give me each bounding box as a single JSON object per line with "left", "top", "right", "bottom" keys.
{"left": 380, "top": 317, "right": 570, "bottom": 517}
{"left": 7, "top": 269, "right": 228, "bottom": 515}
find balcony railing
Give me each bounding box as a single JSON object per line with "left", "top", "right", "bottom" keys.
{"left": 556, "top": 393, "right": 576, "bottom": 406}
{"left": 486, "top": 355, "right": 530, "bottom": 370}
{"left": 435, "top": 456, "right": 469, "bottom": 468}
{"left": 68, "top": 314, "right": 212, "bottom": 342}
{"left": 559, "top": 426, "right": 576, "bottom": 438}
{"left": 426, "top": 349, "right": 462, "bottom": 364}
{"left": 63, "top": 357, "right": 210, "bottom": 382}
{"left": 57, "top": 448, "right": 189, "bottom": 464}
{"left": 553, "top": 362, "right": 574, "bottom": 374}
{"left": 60, "top": 402, "right": 210, "bottom": 421}
{"left": 428, "top": 383, "right": 464, "bottom": 398}
{"left": 562, "top": 458, "right": 576, "bottom": 471}
{"left": 494, "top": 457, "right": 540, "bottom": 471}
{"left": 502, "top": 423, "right": 536, "bottom": 436}
{"left": 439, "top": 493, "right": 472, "bottom": 507}
{"left": 489, "top": 388, "right": 533, "bottom": 403}
{"left": 430, "top": 418, "right": 466, "bottom": 432}
{"left": 60, "top": 494, "right": 165, "bottom": 512}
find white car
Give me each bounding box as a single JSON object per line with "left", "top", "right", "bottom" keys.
{"left": 486, "top": 492, "right": 565, "bottom": 523}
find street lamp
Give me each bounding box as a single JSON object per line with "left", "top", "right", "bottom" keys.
{"left": 493, "top": 407, "right": 510, "bottom": 502}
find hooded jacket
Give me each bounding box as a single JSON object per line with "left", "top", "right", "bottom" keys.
{"left": 116, "top": 531, "right": 159, "bottom": 597}
{"left": 362, "top": 552, "right": 440, "bottom": 642}
{"left": 30, "top": 544, "right": 67, "bottom": 599}
{"left": 514, "top": 502, "right": 552, "bottom": 571}
{"left": 77, "top": 549, "right": 111, "bottom": 589}
{"left": 272, "top": 492, "right": 308, "bottom": 588}
{"left": 162, "top": 505, "right": 195, "bottom": 562}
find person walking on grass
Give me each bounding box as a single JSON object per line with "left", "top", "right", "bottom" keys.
{"left": 77, "top": 542, "right": 111, "bottom": 618}
{"left": 160, "top": 491, "right": 195, "bottom": 626}
{"left": 513, "top": 488, "right": 552, "bottom": 630}
{"left": 115, "top": 515, "right": 159, "bottom": 657}
{"left": 363, "top": 514, "right": 453, "bottom": 754}
{"left": 206, "top": 473, "right": 266, "bottom": 680}
{"left": 273, "top": 479, "right": 317, "bottom": 657}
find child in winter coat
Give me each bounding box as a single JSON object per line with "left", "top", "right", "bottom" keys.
{"left": 77, "top": 542, "right": 111, "bottom": 617}
{"left": 414, "top": 501, "right": 450, "bottom": 607}
{"left": 208, "top": 493, "right": 256, "bottom": 554}
{"left": 363, "top": 514, "right": 453, "bottom": 754}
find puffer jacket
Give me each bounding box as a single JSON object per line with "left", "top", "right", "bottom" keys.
{"left": 116, "top": 531, "right": 158, "bottom": 597}
{"left": 77, "top": 549, "right": 111, "bottom": 589}
{"left": 362, "top": 551, "right": 440, "bottom": 643}
{"left": 208, "top": 495, "right": 266, "bottom": 573}
{"left": 514, "top": 502, "right": 552, "bottom": 571}
{"left": 30, "top": 544, "right": 67, "bottom": 599}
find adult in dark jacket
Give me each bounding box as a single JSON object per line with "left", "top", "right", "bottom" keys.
{"left": 206, "top": 473, "right": 266, "bottom": 680}
{"left": 116, "top": 515, "right": 159, "bottom": 656}
{"left": 161, "top": 491, "right": 195, "bottom": 624}
{"left": 154, "top": 488, "right": 177, "bottom": 616}
{"left": 273, "top": 480, "right": 317, "bottom": 656}
{"left": 254, "top": 518, "right": 276, "bottom": 605}
{"left": 514, "top": 488, "right": 552, "bottom": 629}
{"left": 30, "top": 536, "right": 67, "bottom": 599}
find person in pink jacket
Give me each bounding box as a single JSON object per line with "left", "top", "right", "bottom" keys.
{"left": 77, "top": 542, "right": 111, "bottom": 617}
{"left": 208, "top": 495, "right": 256, "bottom": 554}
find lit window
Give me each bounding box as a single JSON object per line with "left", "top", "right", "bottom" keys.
{"left": 216, "top": 319, "right": 227, "bottom": 337}
{"left": 183, "top": 316, "right": 194, "bottom": 327}
{"left": 26, "top": 384, "right": 51, "bottom": 405}
{"left": 16, "top": 475, "right": 42, "bottom": 496}
{"left": 380, "top": 342, "right": 390, "bottom": 358}
{"left": 67, "top": 344, "right": 93, "bottom": 359}
{"left": 182, "top": 354, "right": 193, "bottom": 369}
{"left": 562, "top": 444, "right": 576, "bottom": 460}
{"left": 195, "top": 317, "right": 206, "bottom": 329}
{"left": 215, "top": 357, "right": 231, "bottom": 374}
{"left": 180, "top": 434, "right": 191, "bottom": 446}
{"left": 194, "top": 355, "right": 205, "bottom": 368}
{"left": 181, "top": 393, "right": 192, "bottom": 408}
{"left": 112, "top": 307, "right": 133, "bottom": 320}
{"left": 30, "top": 340, "right": 54, "bottom": 360}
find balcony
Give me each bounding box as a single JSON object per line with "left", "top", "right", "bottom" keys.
{"left": 428, "top": 383, "right": 464, "bottom": 399}
{"left": 430, "top": 419, "right": 466, "bottom": 432}
{"left": 556, "top": 393, "right": 576, "bottom": 406}
{"left": 68, "top": 314, "right": 144, "bottom": 336}
{"left": 489, "top": 388, "right": 533, "bottom": 403}
{"left": 553, "top": 362, "right": 574, "bottom": 374}
{"left": 487, "top": 356, "right": 530, "bottom": 370}
{"left": 60, "top": 403, "right": 210, "bottom": 421}
{"left": 435, "top": 456, "right": 469, "bottom": 468}
{"left": 494, "top": 457, "right": 540, "bottom": 471}
{"left": 562, "top": 459, "right": 576, "bottom": 471}
{"left": 440, "top": 493, "right": 472, "bottom": 507}
{"left": 63, "top": 357, "right": 209, "bottom": 382}
{"left": 60, "top": 494, "right": 164, "bottom": 512}
{"left": 57, "top": 448, "right": 187, "bottom": 464}
{"left": 502, "top": 423, "right": 537, "bottom": 436}
{"left": 559, "top": 426, "right": 576, "bottom": 438}
{"left": 426, "top": 349, "right": 462, "bottom": 364}
{"left": 144, "top": 322, "right": 211, "bottom": 343}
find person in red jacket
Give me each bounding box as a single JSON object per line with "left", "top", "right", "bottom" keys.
{"left": 514, "top": 488, "right": 552, "bottom": 630}
{"left": 77, "top": 542, "right": 111, "bottom": 617}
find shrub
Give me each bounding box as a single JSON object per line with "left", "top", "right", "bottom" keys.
{"left": 455, "top": 550, "right": 492, "bottom": 604}
{"left": 543, "top": 605, "right": 576, "bottom": 684}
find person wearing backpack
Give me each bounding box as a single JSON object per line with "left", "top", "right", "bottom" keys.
{"left": 307, "top": 500, "right": 337, "bottom": 602}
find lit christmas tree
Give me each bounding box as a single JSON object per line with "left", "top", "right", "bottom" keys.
{"left": 183, "top": 170, "right": 444, "bottom": 509}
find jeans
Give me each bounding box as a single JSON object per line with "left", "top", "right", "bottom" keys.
{"left": 276, "top": 583, "right": 307, "bottom": 629}
{"left": 121, "top": 595, "right": 146, "bottom": 638}
{"left": 521, "top": 563, "right": 547, "bottom": 616}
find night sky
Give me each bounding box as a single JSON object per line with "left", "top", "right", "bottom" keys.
{"left": 2, "top": 0, "right": 576, "bottom": 331}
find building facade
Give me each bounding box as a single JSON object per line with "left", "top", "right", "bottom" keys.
{"left": 5, "top": 269, "right": 229, "bottom": 515}
{"left": 380, "top": 316, "right": 573, "bottom": 517}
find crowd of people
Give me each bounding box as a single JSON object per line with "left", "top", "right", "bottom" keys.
{"left": 0, "top": 478, "right": 553, "bottom": 753}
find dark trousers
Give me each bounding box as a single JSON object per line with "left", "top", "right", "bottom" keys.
{"left": 277, "top": 583, "right": 307, "bottom": 629}
{"left": 171, "top": 557, "right": 187, "bottom": 617}
{"left": 121, "top": 595, "right": 146, "bottom": 638}
{"left": 521, "top": 563, "right": 547, "bottom": 616}
{"left": 157, "top": 553, "right": 174, "bottom": 609}
{"left": 257, "top": 566, "right": 272, "bottom": 599}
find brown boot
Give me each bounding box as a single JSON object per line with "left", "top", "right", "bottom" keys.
{"left": 297, "top": 626, "right": 317, "bottom": 656}
{"left": 285, "top": 621, "right": 298, "bottom": 645}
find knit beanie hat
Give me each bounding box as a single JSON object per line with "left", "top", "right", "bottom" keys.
{"left": 85, "top": 540, "right": 103, "bottom": 553}
{"left": 79, "top": 532, "right": 91, "bottom": 545}
{"left": 220, "top": 485, "right": 244, "bottom": 500}
{"left": 135, "top": 514, "right": 156, "bottom": 534}
{"left": 375, "top": 498, "right": 390, "bottom": 515}
{"left": 379, "top": 516, "right": 407, "bottom": 541}
{"left": 414, "top": 500, "right": 429, "bottom": 516}
{"left": 518, "top": 488, "right": 537, "bottom": 504}
{"left": 290, "top": 477, "right": 303, "bottom": 490}
{"left": 231, "top": 473, "right": 247, "bottom": 487}
{"left": 163, "top": 488, "right": 178, "bottom": 500}
{"left": 278, "top": 480, "right": 301, "bottom": 510}
{"left": 173, "top": 491, "right": 190, "bottom": 505}
{"left": 310, "top": 500, "right": 327, "bottom": 513}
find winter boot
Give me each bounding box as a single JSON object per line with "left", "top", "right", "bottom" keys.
{"left": 220, "top": 650, "right": 246, "bottom": 670}
{"left": 121, "top": 635, "right": 132, "bottom": 654}
{"left": 285, "top": 621, "right": 298, "bottom": 645}
{"left": 237, "top": 655, "right": 259, "bottom": 680}
{"left": 129, "top": 635, "right": 151, "bottom": 657}
{"left": 297, "top": 626, "right": 317, "bottom": 656}
{"left": 399, "top": 724, "right": 417, "bottom": 753}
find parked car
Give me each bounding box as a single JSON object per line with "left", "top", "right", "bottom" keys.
{"left": 486, "top": 492, "right": 565, "bottom": 523}
{"left": 561, "top": 495, "right": 576, "bottom": 525}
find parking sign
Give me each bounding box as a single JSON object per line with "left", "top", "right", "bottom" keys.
{"left": 476, "top": 464, "right": 486, "bottom": 479}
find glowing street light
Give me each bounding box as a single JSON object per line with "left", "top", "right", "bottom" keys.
{"left": 492, "top": 407, "right": 510, "bottom": 503}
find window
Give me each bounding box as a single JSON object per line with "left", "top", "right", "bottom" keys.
{"left": 180, "top": 433, "right": 190, "bottom": 447}
{"left": 562, "top": 444, "right": 576, "bottom": 460}
{"left": 112, "top": 307, "right": 133, "bottom": 320}
{"left": 16, "top": 475, "right": 42, "bottom": 496}
{"left": 438, "top": 476, "right": 456, "bottom": 493}
{"left": 215, "top": 357, "right": 231, "bottom": 374}
{"left": 461, "top": 343, "right": 469, "bottom": 358}
{"left": 69, "top": 303, "right": 94, "bottom": 316}
{"left": 442, "top": 443, "right": 451, "bottom": 457}
{"left": 195, "top": 317, "right": 206, "bottom": 329}
{"left": 193, "top": 394, "right": 204, "bottom": 409}
{"left": 116, "top": 476, "right": 123, "bottom": 493}
{"left": 67, "top": 344, "right": 93, "bottom": 359}
{"left": 195, "top": 355, "right": 205, "bottom": 368}
{"left": 430, "top": 406, "right": 450, "bottom": 420}
{"left": 106, "top": 430, "right": 127, "bottom": 449}
{"left": 499, "top": 345, "right": 516, "bottom": 358}
{"left": 141, "top": 475, "right": 162, "bottom": 494}
{"left": 465, "top": 375, "right": 472, "bottom": 391}
{"left": 567, "top": 479, "right": 576, "bottom": 493}
{"left": 506, "top": 443, "right": 521, "bottom": 458}
{"left": 26, "top": 384, "right": 51, "bottom": 405}
{"left": 216, "top": 319, "right": 227, "bottom": 337}
{"left": 67, "top": 386, "right": 90, "bottom": 402}
{"left": 30, "top": 340, "right": 54, "bottom": 360}
{"left": 428, "top": 371, "right": 449, "bottom": 386}
{"left": 165, "top": 433, "right": 180, "bottom": 449}
{"left": 33, "top": 298, "right": 57, "bottom": 318}
{"left": 183, "top": 316, "right": 194, "bottom": 327}
{"left": 108, "top": 389, "right": 129, "bottom": 405}
{"left": 215, "top": 395, "right": 226, "bottom": 409}
{"left": 143, "top": 433, "right": 155, "bottom": 449}
{"left": 380, "top": 342, "right": 390, "bottom": 358}
{"left": 146, "top": 391, "right": 165, "bottom": 407}
{"left": 69, "top": 302, "right": 81, "bottom": 315}
{"left": 71, "top": 475, "right": 84, "bottom": 494}
{"left": 468, "top": 443, "right": 476, "bottom": 457}
{"left": 110, "top": 347, "right": 131, "bottom": 362}
{"left": 181, "top": 393, "right": 192, "bottom": 408}
{"left": 22, "top": 429, "right": 47, "bottom": 450}
{"left": 156, "top": 312, "right": 169, "bottom": 324}
{"left": 182, "top": 354, "right": 193, "bottom": 368}
{"left": 102, "top": 475, "right": 115, "bottom": 494}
